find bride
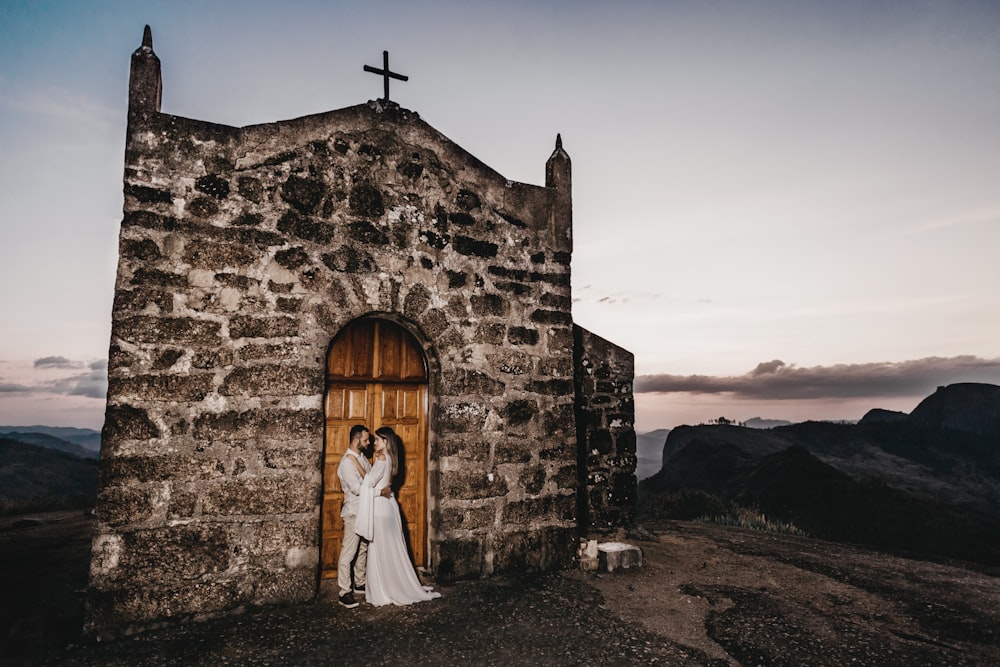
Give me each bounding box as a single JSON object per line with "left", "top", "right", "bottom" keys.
{"left": 356, "top": 426, "right": 440, "bottom": 606}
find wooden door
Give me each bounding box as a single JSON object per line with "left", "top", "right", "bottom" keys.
{"left": 320, "top": 319, "right": 428, "bottom": 580}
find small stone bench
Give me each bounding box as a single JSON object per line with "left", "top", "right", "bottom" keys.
{"left": 598, "top": 541, "right": 642, "bottom": 572}
{"left": 578, "top": 540, "right": 642, "bottom": 573}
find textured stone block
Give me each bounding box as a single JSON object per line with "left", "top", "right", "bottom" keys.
{"left": 281, "top": 175, "right": 327, "bottom": 214}
{"left": 278, "top": 210, "right": 335, "bottom": 243}
{"left": 219, "top": 365, "right": 321, "bottom": 396}
{"left": 116, "top": 524, "right": 231, "bottom": 585}
{"left": 183, "top": 237, "right": 259, "bottom": 270}
{"left": 598, "top": 542, "right": 642, "bottom": 572}
{"left": 440, "top": 470, "right": 509, "bottom": 501}
{"left": 444, "top": 369, "right": 506, "bottom": 395}
{"left": 113, "top": 374, "right": 214, "bottom": 402}
{"left": 229, "top": 315, "right": 299, "bottom": 339}
{"left": 453, "top": 235, "right": 497, "bottom": 257}
{"left": 116, "top": 316, "right": 222, "bottom": 346}
{"left": 201, "top": 476, "right": 315, "bottom": 516}
{"left": 502, "top": 493, "right": 573, "bottom": 526}
{"left": 102, "top": 404, "right": 160, "bottom": 441}
{"left": 493, "top": 526, "right": 576, "bottom": 572}
{"left": 494, "top": 439, "right": 532, "bottom": 464}
{"left": 438, "top": 503, "right": 496, "bottom": 532}
{"left": 434, "top": 538, "right": 484, "bottom": 583}
{"left": 95, "top": 484, "right": 160, "bottom": 526}
{"left": 502, "top": 399, "right": 536, "bottom": 428}
{"left": 507, "top": 326, "right": 538, "bottom": 346}
{"left": 438, "top": 402, "right": 489, "bottom": 433}
{"left": 99, "top": 454, "right": 217, "bottom": 485}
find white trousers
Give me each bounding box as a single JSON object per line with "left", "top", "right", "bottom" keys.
{"left": 338, "top": 513, "right": 368, "bottom": 596}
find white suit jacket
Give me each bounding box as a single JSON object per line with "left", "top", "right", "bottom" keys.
{"left": 336, "top": 449, "right": 371, "bottom": 518}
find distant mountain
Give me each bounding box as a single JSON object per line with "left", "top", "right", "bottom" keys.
{"left": 0, "top": 426, "right": 101, "bottom": 452}
{"left": 744, "top": 417, "right": 792, "bottom": 429}
{"left": 639, "top": 383, "right": 1000, "bottom": 566}
{"left": 0, "top": 430, "right": 98, "bottom": 460}
{"left": 636, "top": 429, "right": 670, "bottom": 480}
{"left": 908, "top": 383, "right": 1000, "bottom": 438}
{"left": 0, "top": 437, "right": 99, "bottom": 514}
{"left": 859, "top": 409, "right": 909, "bottom": 424}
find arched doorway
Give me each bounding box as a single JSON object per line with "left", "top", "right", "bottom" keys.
{"left": 320, "top": 318, "right": 429, "bottom": 581}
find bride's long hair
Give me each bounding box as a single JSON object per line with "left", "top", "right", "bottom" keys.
{"left": 375, "top": 426, "right": 401, "bottom": 481}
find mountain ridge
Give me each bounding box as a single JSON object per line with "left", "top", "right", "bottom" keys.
{"left": 639, "top": 382, "right": 1000, "bottom": 565}
{"left": 0, "top": 437, "right": 98, "bottom": 514}
{"left": 0, "top": 425, "right": 101, "bottom": 452}
{"left": 0, "top": 431, "right": 98, "bottom": 460}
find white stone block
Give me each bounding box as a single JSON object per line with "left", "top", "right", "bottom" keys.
{"left": 597, "top": 541, "right": 642, "bottom": 573}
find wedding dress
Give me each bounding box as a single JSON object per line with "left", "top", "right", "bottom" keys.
{"left": 357, "top": 454, "right": 440, "bottom": 606}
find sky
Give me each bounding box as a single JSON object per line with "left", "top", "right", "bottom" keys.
{"left": 2, "top": 0, "right": 999, "bottom": 432}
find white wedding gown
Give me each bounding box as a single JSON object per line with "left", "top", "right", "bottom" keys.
{"left": 357, "top": 455, "right": 440, "bottom": 606}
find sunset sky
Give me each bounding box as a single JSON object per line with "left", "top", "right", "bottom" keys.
{"left": 2, "top": 1, "right": 999, "bottom": 432}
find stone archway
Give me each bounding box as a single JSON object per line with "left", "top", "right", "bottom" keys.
{"left": 319, "top": 317, "right": 429, "bottom": 581}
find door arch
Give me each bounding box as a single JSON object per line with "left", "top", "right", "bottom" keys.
{"left": 320, "top": 317, "right": 429, "bottom": 581}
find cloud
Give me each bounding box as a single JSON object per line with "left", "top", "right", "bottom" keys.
{"left": 34, "top": 356, "right": 84, "bottom": 369}
{"left": 0, "top": 382, "right": 34, "bottom": 393}
{"left": 3, "top": 358, "right": 108, "bottom": 399}
{"left": 635, "top": 356, "right": 1000, "bottom": 400}
{"left": 47, "top": 368, "right": 108, "bottom": 399}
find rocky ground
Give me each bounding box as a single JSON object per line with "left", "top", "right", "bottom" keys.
{"left": 2, "top": 512, "right": 999, "bottom": 666}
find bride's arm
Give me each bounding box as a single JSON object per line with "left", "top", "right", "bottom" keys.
{"left": 372, "top": 456, "right": 394, "bottom": 497}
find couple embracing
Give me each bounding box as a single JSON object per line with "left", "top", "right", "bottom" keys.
{"left": 336, "top": 424, "right": 440, "bottom": 608}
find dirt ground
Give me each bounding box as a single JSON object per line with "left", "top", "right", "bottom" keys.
{"left": 2, "top": 512, "right": 999, "bottom": 666}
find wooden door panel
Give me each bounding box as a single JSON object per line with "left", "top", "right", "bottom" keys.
{"left": 348, "top": 322, "right": 376, "bottom": 377}
{"left": 380, "top": 386, "right": 399, "bottom": 420}
{"left": 378, "top": 326, "right": 404, "bottom": 378}
{"left": 402, "top": 386, "right": 421, "bottom": 420}
{"left": 375, "top": 324, "right": 422, "bottom": 380}
{"left": 327, "top": 320, "right": 376, "bottom": 379}
{"left": 346, "top": 387, "right": 370, "bottom": 420}
{"left": 380, "top": 386, "right": 423, "bottom": 423}
{"left": 324, "top": 387, "right": 345, "bottom": 418}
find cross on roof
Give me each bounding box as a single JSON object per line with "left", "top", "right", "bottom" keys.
{"left": 363, "top": 50, "right": 408, "bottom": 102}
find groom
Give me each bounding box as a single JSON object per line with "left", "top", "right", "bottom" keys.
{"left": 336, "top": 424, "right": 371, "bottom": 608}
{"left": 336, "top": 424, "right": 391, "bottom": 609}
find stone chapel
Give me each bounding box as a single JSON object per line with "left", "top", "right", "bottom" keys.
{"left": 86, "top": 27, "right": 636, "bottom": 638}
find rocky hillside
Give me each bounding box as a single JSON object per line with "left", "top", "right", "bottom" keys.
{"left": 0, "top": 437, "right": 98, "bottom": 514}
{"left": 908, "top": 382, "right": 1000, "bottom": 437}
{"left": 636, "top": 429, "right": 670, "bottom": 480}
{"left": 0, "top": 426, "right": 100, "bottom": 455}
{"left": 639, "top": 383, "right": 1000, "bottom": 565}
{"left": 0, "top": 431, "right": 98, "bottom": 460}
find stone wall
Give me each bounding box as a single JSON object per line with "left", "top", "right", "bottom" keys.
{"left": 86, "top": 31, "right": 581, "bottom": 638}
{"left": 573, "top": 325, "right": 637, "bottom": 534}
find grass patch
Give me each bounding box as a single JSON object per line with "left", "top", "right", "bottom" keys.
{"left": 638, "top": 489, "right": 808, "bottom": 537}
{"left": 696, "top": 506, "right": 808, "bottom": 537}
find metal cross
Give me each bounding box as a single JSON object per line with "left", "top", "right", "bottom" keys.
{"left": 363, "top": 50, "right": 408, "bottom": 101}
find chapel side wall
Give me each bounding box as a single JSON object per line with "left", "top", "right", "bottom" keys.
{"left": 573, "top": 325, "right": 637, "bottom": 535}
{"left": 88, "top": 112, "right": 328, "bottom": 638}
{"left": 87, "top": 94, "right": 578, "bottom": 636}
